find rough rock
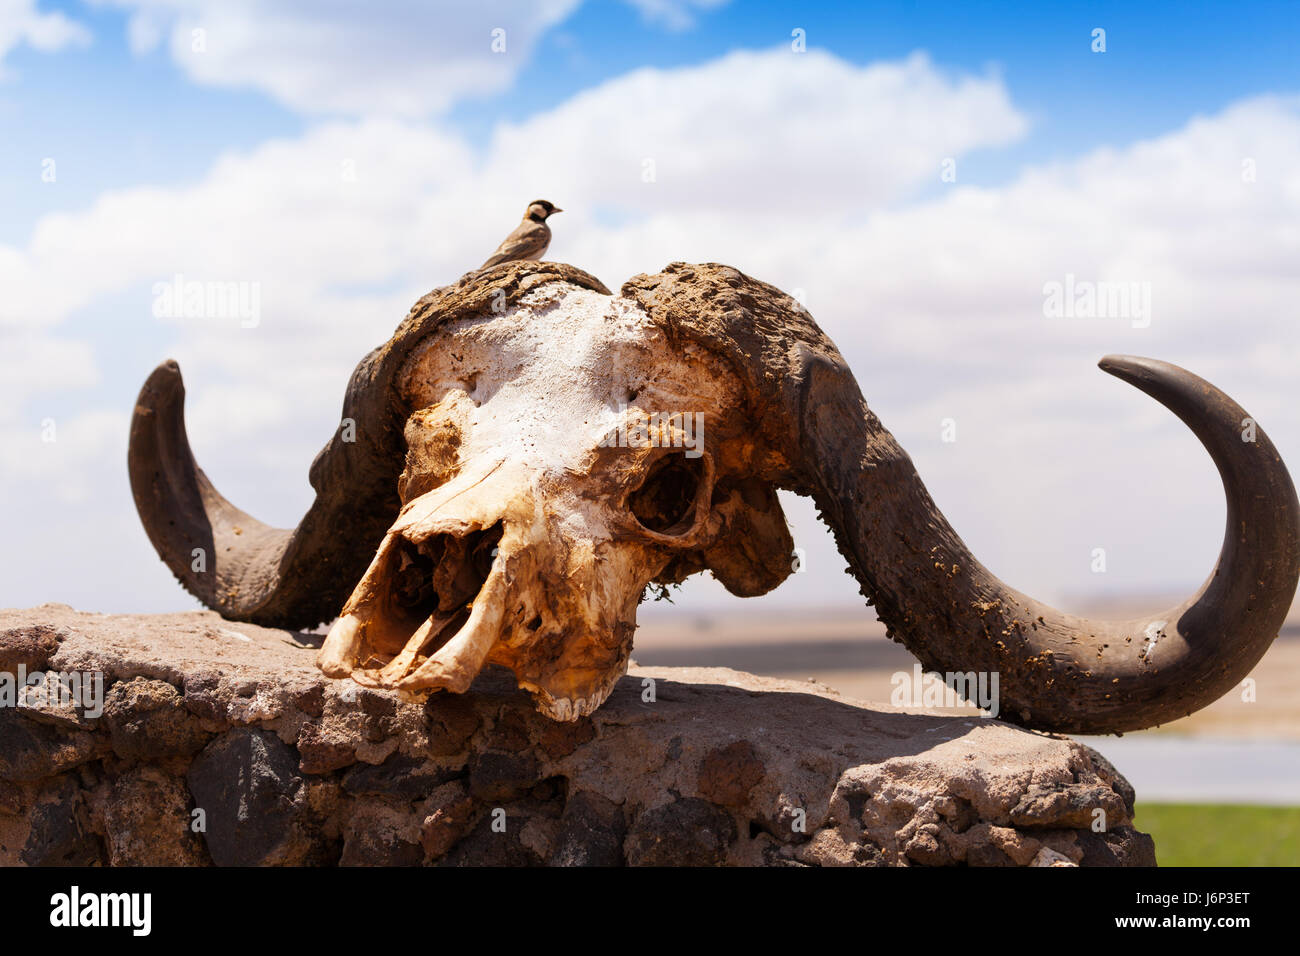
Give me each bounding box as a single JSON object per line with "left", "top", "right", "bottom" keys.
{"left": 102, "top": 766, "right": 208, "bottom": 865}
{"left": 104, "top": 677, "right": 209, "bottom": 761}
{"left": 0, "top": 606, "right": 1156, "bottom": 866}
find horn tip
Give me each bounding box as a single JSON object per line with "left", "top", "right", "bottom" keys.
{"left": 140, "top": 358, "right": 185, "bottom": 399}
{"left": 152, "top": 357, "right": 183, "bottom": 378}
{"left": 1097, "top": 353, "right": 1166, "bottom": 386}
{"left": 1098, "top": 353, "right": 1138, "bottom": 373}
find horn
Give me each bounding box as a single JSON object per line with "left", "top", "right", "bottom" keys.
{"left": 625, "top": 263, "right": 1300, "bottom": 734}
{"left": 129, "top": 262, "right": 610, "bottom": 629}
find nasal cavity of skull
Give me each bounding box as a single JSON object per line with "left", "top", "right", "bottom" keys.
{"left": 629, "top": 453, "right": 704, "bottom": 535}
{"left": 385, "top": 525, "right": 503, "bottom": 645}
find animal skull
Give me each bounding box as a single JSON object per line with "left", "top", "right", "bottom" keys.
{"left": 128, "top": 260, "right": 1300, "bottom": 733}
{"left": 316, "top": 284, "right": 792, "bottom": 718}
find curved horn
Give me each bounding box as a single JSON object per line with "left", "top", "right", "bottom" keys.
{"left": 129, "top": 262, "right": 610, "bottom": 629}
{"left": 625, "top": 263, "right": 1300, "bottom": 734}
{"left": 128, "top": 357, "right": 399, "bottom": 628}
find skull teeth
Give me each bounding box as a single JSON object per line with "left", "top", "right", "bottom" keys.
{"left": 318, "top": 613, "right": 363, "bottom": 677}
{"left": 323, "top": 523, "right": 505, "bottom": 695}
{"left": 392, "top": 560, "right": 508, "bottom": 693}
{"left": 371, "top": 610, "right": 462, "bottom": 684}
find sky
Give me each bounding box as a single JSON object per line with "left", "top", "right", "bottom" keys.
{"left": 1, "top": 0, "right": 1298, "bottom": 621}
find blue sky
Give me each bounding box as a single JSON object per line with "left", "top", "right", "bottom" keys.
{"left": 6, "top": 1, "right": 1298, "bottom": 236}
{"left": 2, "top": 0, "right": 1299, "bottom": 617}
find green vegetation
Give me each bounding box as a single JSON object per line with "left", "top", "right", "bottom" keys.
{"left": 1136, "top": 803, "right": 1300, "bottom": 866}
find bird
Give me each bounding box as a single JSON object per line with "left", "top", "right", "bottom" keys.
{"left": 479, "top": 199, "right": 562, "bottom": 270}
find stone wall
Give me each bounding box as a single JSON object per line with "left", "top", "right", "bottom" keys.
{"left": 0, "top": 606, "right": 1155, "bottom": 866}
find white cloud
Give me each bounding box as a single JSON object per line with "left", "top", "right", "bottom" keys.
{"left": 3, "top": 47, "right": 1299, "bottom": 619}
{"left": 0, "top": 49, "right": 1023, "bottom": 336}
{"left": 0, "top": 330, "right": 98, "bottom": 400}
{"left": 624, "top": 0, "right": 728, "bottom": 31}
{"left": 0, "top": 409, "right": 127, "bottom": 500}
{"left": 0, "top": 331, "right": 116, "bottom": 503}
{"left": 0, "top": 0, "right": 90, "bottom": 74}
{"left": 481, "top": 50, "right": 1026, "bottom": 222}
{"left": 91, "top": 0, "right": 581, "bottom": 115}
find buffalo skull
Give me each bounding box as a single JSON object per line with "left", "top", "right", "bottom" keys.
{"left": 129, "top": 261, "right": 1300, "bottom": 733}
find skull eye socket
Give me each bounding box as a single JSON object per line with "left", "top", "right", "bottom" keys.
{"left": 629, "top": 452, "right": 705, "bottom": 536}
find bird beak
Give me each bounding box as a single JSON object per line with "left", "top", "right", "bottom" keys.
{"left": 552, "top": 207, "right": 563, "bottom": 214}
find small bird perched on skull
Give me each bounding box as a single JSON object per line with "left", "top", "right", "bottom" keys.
{"left": 480, "top": 199, "right": 562, "bottom": 270}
